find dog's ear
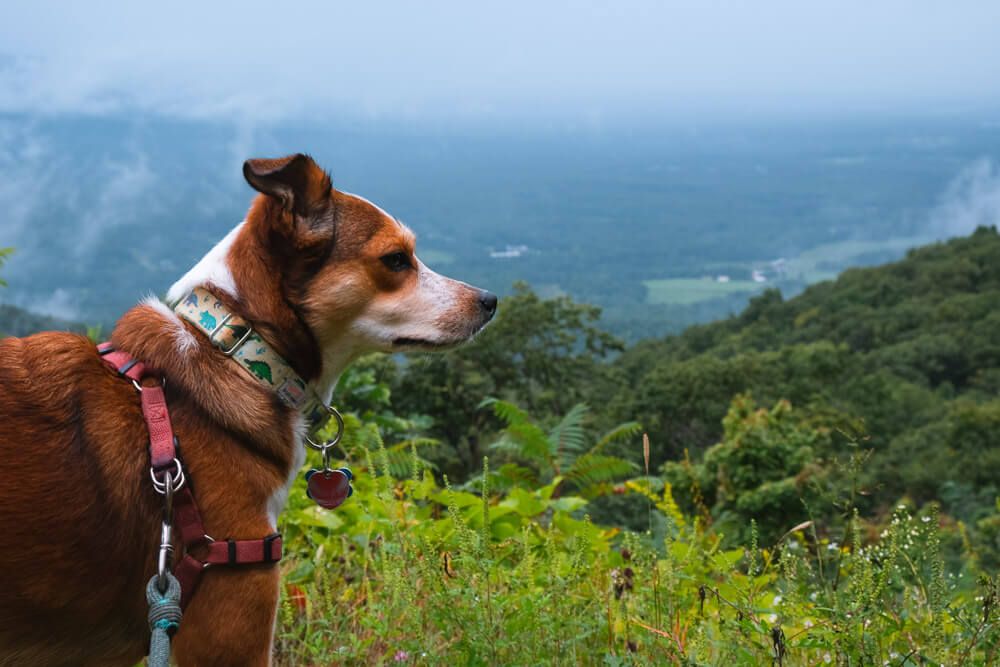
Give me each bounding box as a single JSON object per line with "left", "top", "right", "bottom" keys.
{"left": 243, "top": 154, "right": 332, "bottom": 218}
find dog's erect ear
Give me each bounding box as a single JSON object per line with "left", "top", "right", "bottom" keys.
{"left": 243, "top": 154, "right": 331, "bottom": 217}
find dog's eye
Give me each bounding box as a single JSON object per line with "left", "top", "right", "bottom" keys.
{"left": 380, "top": 251, "right": 412, "bottom": 272}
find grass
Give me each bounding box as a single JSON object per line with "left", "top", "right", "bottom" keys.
{"left": 644, "top": 278, "right": 764, "bottom": 305}
{"left": 273, "top": 429, "right": 1000, "bottom": 664}
{"left": 783, "top": 235, "right": 935, "bottom": 283}
{"left": 643, "top": 235, "right": 936, "bottom": 306}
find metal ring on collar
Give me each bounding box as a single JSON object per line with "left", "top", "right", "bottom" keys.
{"left": 304, "top": 404, "right": 345, "bottom": 452}
{"left": 150, "top": 458, "right": 186, "bottom": 494}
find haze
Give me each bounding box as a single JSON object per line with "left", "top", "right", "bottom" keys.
{"left": 1, "top": 1, "right": 998, "bottom": 122}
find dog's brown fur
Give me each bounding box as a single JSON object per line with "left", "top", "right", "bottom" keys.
{"left": 0, "top": 154, "right": 495, "bottom": 666}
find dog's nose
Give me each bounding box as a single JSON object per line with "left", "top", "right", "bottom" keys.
{"left": 479, "top": 290, "right": 498, "bottom": 317}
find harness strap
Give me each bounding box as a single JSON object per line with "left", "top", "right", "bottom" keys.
{"left": 98, "top": 344, "right": 284, "bottom": 610}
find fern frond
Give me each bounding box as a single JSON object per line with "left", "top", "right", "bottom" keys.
{"left": 382, "top": 446, "right": 436, "bottom": 478}
{"left": 564, "top": 454, "right": 637, "bottom": 491}
{"left": 549, "top": 403, "right": 589, "bottom": 470}
{"left": 480, "top": 397, "right": 531, "bottom": 427}
{"left": 482, "top": 398, "right": 551, "bottom": 465}
{"left": 386, "top": 437, "right": 440, "bottom": 452}
{"left": 590, "top": 421, "right": 643, "bottom": 456}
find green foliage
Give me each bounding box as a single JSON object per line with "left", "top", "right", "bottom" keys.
{"left": 392, "top": 282, "right": 623, "bottom": 478}
{"left": 664, "top": 394, "right": 833, "bottom": 545}
{"left": 274, "top": 379, "right": 1000, "bottom": 664}
{"left": 609, "top": 227, "right": 1000, "bottom": 540}
{"left": 480, "top": 398, "right": 640, "bottom": 498}
{"left": 0, "top": 247, "right": 11, "bottom": 287}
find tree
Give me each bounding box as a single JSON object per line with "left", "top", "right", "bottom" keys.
{"left": 663, "top": 394, "right": 832, "bottom": 544}
{"left": 392, "top": 282, "right": 622, "bottom": 479}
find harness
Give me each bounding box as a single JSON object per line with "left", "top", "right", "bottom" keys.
{"left": 94, "top": 288, "right": 353, "bottom": 667}
{"left": 97, "top": 342, "right": 283, "bottom": 609}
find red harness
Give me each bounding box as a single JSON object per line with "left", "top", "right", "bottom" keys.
{"left": 97, "top": 343, "right": 283, "bottom": 608}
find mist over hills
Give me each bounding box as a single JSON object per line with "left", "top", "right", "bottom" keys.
{"left": 1, "top": 111, "right": 999, "bottom": 339}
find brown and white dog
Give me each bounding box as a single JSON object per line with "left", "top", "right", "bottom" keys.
{"left": 0, "top": 154, "right": 496, "bottom": 666}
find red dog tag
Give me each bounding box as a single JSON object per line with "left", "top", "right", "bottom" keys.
{"left": 305, "top": 468, "right": 353, "bottom": 509}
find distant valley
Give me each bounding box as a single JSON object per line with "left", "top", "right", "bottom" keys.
{"left": 1, "top": 112, "right": 998, "bottom": 341}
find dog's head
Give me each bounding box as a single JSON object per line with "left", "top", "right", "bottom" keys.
{"left": 170, "top": 153, "right": 496, "bottom": 383}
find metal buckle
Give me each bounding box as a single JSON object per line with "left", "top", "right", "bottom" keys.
{"left": 150, "top": 457, "right": 186, "bottom": 494}
{"left": 208, "top": 313, "right": 255, "bottom": 357}
{"left": 156, "top": 473, "right": 175, "bottom": 593}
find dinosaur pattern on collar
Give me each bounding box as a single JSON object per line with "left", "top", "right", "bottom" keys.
{"left": 172, "top": 287, "right": 330, "bottom": 434}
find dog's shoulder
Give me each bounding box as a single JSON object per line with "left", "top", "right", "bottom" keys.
{"left": 0, "top": 331, "right": 109, "bottom": 401}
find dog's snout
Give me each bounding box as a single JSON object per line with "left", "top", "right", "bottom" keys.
{"left": 478, "top": 290, "right": 498, "bottom": 318}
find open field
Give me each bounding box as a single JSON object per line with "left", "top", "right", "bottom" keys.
{"left": 643, "top": 278, "right": 763, "bottom": 305}
{"left": 783, "top": 235, "right": 935, "bottom": 283}
{"left": 643, "top": 234, "right": 937, "bottom": 307}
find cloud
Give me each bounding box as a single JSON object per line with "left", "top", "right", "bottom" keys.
{"left": 75, "top": 152, "right": 158, "bottom": 258}
{"left": 26, "top": 288, "right": 81, "bottom": 322}
{"left": 0, "top": 1, "right": 999, "bottom": 122}
{"left": 928, "top": 159, "right": 1000, "bottom": 237}
{"left": 0, "top": 121, "right": 58, "bottom": 252}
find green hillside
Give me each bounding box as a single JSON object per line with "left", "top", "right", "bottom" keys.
{"left": 601, "top": 226, "right": 1000, "bottom": 549}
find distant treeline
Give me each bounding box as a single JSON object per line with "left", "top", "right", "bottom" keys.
{"left": 0, "top": 304, "right": 86, "bottom": 338}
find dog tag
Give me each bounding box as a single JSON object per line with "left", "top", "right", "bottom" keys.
{"left": 305, "top": 467, "right": 353, "bottom": 509}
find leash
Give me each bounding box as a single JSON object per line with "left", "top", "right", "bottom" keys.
{"left": 146, "top": 573, "right": 182, "bottom": 667}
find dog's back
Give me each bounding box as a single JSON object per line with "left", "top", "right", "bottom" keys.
{"left": 0, "top": 333, "right": 153, "bottom": 665}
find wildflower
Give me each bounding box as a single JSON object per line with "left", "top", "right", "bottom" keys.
{"left": 394, "top": 650, "right": 410, "bottom": 662}
{"left": 804, "top": 619, "right": 813, "bottom": 629}
{"left": 768, "top": 613, "right": 778, "bottom": 623}
{"left": 611, "top": 568, "right": 632, "bottom": 600}
{"left": 772, "top": 595, "right": 782, "bottom": 606}
{"left": 823, "top": 652, "right": 832, "bottom": 663}
{"left": 827, "top": 541, "right": 839, "bottom": 551}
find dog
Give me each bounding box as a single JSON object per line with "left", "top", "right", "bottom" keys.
{"left": 0, "top": 154, "right": 497, "bottom": 666}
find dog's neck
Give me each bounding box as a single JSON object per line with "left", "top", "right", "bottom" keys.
{"left": 171, "top": 286, "right": 331, "bottom": 433}
{"left": 110, "top": 212, "right": 350, "bottom": 457}
{"left": 164, "top": 209, "right": 345, "bottom": 397}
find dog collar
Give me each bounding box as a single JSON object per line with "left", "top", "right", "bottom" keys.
{"left": 172, "top": 287, "right": 330, "bottom": 434}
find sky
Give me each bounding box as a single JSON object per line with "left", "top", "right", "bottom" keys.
{"left": 1, "top": 1, "right": 998, "bottom": 123}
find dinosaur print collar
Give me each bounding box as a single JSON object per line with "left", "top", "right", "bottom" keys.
{"left": 172, "top": 286, "right": 331, "bottom": 434}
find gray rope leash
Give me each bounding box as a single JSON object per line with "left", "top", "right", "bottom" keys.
{"left": 146, "top": 572, "right": 182, "bottom": 667}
